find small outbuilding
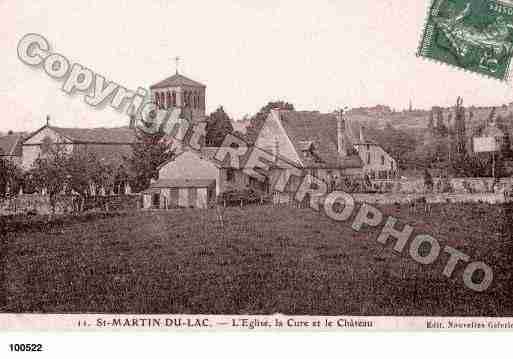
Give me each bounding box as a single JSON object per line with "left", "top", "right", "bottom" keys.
{"left": 142, "top": 179, "right": 215, "bottom": 210}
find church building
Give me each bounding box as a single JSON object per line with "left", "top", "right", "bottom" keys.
{"left": 149, "top": 69, "right": 206, "bottom": 121}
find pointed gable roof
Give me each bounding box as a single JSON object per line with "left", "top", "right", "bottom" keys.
{"left": 277, "top": 111, "right": 363, "bottom": 169}
{"left": 150, "top": 73, "right": 206, "bottom": 90}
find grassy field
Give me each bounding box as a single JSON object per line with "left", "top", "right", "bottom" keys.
{"left": 1, "top": 203, "right": 513, "bottom": 315}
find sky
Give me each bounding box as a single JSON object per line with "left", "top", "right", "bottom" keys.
{"left": 2, "top": 0, "right": 513, "bottom": 132}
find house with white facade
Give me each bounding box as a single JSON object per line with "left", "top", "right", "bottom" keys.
{"left": 21, "top": 118, "right": 136, "bottom": 170}
{"left": 351, "top": 126, "right": 397, "bottom": 180}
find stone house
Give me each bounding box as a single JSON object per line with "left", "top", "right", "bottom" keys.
{"left": 21, "top": 119, "right": 136, "bottom": 170}
{"left": 142, "top": 179, "right": 215, "bottom": 209}
{"left": 352, "top": 126, "right": 397, "bottom": 180}
{"left": 150, "top": 109, "right": 365, "bottom": 208}
{"left": 0, "top": 133, "right": 23, "bottom": 166}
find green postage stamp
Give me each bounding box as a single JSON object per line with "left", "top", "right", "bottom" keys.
{"left": 418, "top": 0, "right": 513, "bottom": 81}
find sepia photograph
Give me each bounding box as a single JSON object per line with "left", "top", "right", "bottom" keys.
{"left": 2, "top": 0, "right": 513, "bottom": 335}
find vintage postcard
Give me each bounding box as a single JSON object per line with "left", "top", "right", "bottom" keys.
{"left": 3, "top": 0, "right": 513, "bottom": 345}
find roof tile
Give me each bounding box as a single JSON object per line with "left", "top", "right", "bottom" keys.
{"left": 0, "top": 134, "right": 23, "bottom": 157}
{"left": 51, "top": 126, "right": 136, "bottom": 144}
{"left": 278, "top": 111, "right": 363, "bottom": 169}
{"left": 150, "top": 73, "right": 206, "bottom": 89}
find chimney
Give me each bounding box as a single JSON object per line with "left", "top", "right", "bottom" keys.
{"left": 46, "top": 115, "right": 50, "bottom": 126}
{"left": 336, "top": 110, "right": 346, "bottom": 157}
{"left": 129, "top": 114, "right": 136, "bottom": 129}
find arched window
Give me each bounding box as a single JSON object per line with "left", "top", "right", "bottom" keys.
{"left": 172, "top": 91, "right": 176, "bottom": 106}
{"left": 166, "top": 91, "right": 171, "bottom": 109}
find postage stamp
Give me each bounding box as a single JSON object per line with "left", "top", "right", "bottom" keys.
{"left": 418, "top": 0, "right": 513, "bottom": 81}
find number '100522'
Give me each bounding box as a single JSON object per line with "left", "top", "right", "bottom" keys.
{"left": 9, "top": 344, "right": 43, "bottom": 352}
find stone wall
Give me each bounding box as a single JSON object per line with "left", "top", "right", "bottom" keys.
{"left": 353, "top": 193, "right": 506, "bottom": 205}
{"left": 372, "top": 177, "right": 513, "bottom": 194}
{"left": 1, "top": 194, "right": 141, "bottom": 216}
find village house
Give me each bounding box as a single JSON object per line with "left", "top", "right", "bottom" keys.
{"left": 21, "top": 117, "right": 136, "bottom": 171}
{"left": 142, "top": 178, "right": 215, "bottom": 209}
{"left": 143, "top": 147, "right": 259, "bottom": 209}
{"left": 146, "top": 109, "right": 370, "bottom": 209}
{"left": 351, "top": 126, "right": 397, "bottom": 180}
{"left": 255, "top": 110, "right": 366, "bottom": 203}
{"left": 0, "top": 133, "right": 23, "bottom": 166}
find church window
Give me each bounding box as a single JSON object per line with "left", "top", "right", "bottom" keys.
{"left": 366, "top": 153, "right": 371, "bottom": 165}
{"left": 41, "top": 136, "right": 54, "bottom": 155}
{"left": 166, "top": 92, "right": 171, "bottom": 109}
{"left": 172, "top": 91, "right": 176, "bottom": 106}
{"left": 226, "top": 169, "right": 235, "bottom": 182}
{"left": 381, "top": 155, "right": 385, "bottom": 165}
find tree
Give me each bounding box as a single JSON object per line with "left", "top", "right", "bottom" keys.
{"left": 64, "top": 150, "right": 111, "bottom": 211}
{"left": 415, "top": 136, "right": 451, "bottom": 170}
{"left": 434, "top": 108, "right": 448, "bottom": 137}
{"left": 0, "top": 159, "right": 22, "bottom": 197}
{"left": 450, "top": 150, "right": 510, "bottom": 178}
{"left": 30, "top": 144, "right": 125, "bottom": 212}
{"left": 245, "top": 101, "right": 294, "bottom": 144}
{"left": 30, "top": 146, "right": 69, "bottom": 213}
{"left": 365, "top": 123, "right": 417, "bottom": 169}
{"left": 128, "top": 130, "right": 174, "bottom": 193}
{"left": 454, "top": 96, "right": 467, "bottom": 155}
{"left": 427, "top": 111, "right": 434, "bottom": 132}
{"left": 205, "top": 106, "right": 234, "bottom": 147}
{"left": 423, "top": 168, "right": 434, "bottom": 191}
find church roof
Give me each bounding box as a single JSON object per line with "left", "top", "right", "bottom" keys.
{"left": 278, "top": 111, "right": 363, "bottom": 169}
{"left": 150, "top": 73, "right": 206, "bottom": 90}
{"left": 48, "top": 126, "right": 136, "bottom": 144}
